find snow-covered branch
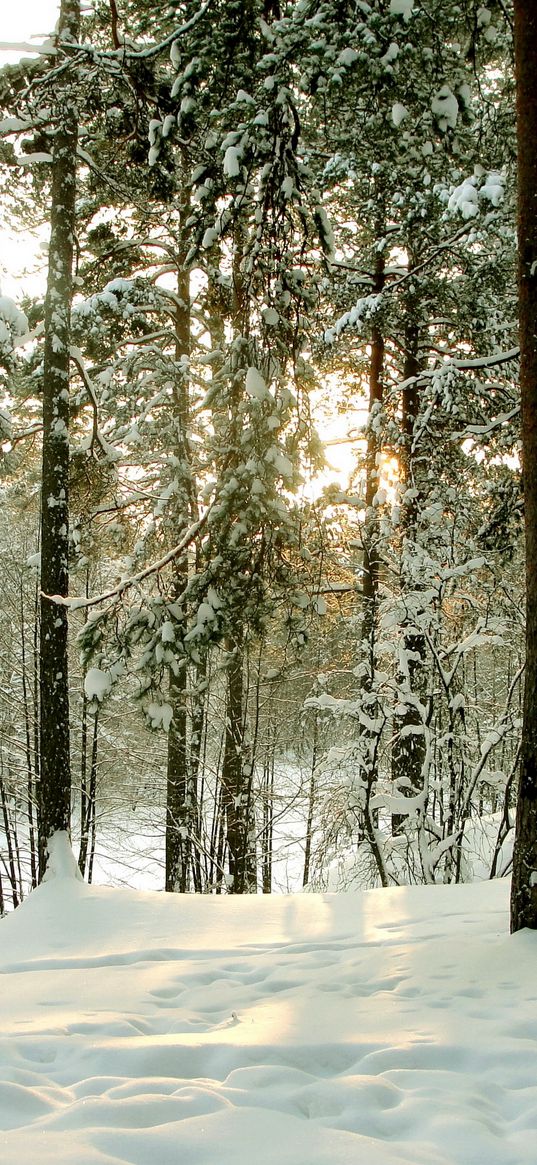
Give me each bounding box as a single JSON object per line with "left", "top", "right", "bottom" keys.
{"left": 44, "top": 504, "right": 214, "bottom": 612}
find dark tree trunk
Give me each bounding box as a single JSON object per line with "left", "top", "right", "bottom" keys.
{"left": 20, "top": 584, "right": 37, "bottom": 888}
{"left": 511, "top": 0, "right": 537, "bottom": 931}
{"left": 302, "top": 713, "right": 317, "bottom": 888}
{"left": 221, "top": 641, "right": 257, "bottom": 893}
{"left": 86, "top": 711, "right": 99, "bottom": 884}
{"left": 79, "top": 705, "right": 98, "bottom": 879}
{"left": 392, "top": 308, "right": 427, "bottom": 835}
{"left": 0, "top": 761, "right": 20, "bottom": 909}
{"left": 165, "top": 172, "right": 198, "bottom": 893}
{"left": 358, "top": 246, "right": 386, "bottom": 878}
{"left": 37, "top": 0, "right": 80, "bottom": 879}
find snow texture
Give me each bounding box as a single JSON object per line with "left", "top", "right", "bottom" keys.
{"left": 1, "top": 873, "right": 536, "bottom": 1165}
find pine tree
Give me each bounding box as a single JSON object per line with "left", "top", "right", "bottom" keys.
{"left": 37, "top": 0, "right": 81, "bottom": 877}
{"left": 511, "top": 0, "right": 537, "bottom": 932}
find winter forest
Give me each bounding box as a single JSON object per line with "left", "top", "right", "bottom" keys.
{"left": 0, "top": 0, "right": 536, "bottom": 929}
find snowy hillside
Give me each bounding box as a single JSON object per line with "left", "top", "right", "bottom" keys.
{"left": 1, "top": 850, "right": 536, "bottom": 1165}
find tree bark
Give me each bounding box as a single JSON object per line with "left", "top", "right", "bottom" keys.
{"left": 511, "top": 0, "right": 537, "bottom": 931}
{"left": 358, "top": 246, "right": 385, "bottom": 875}
{"left": 391, "top": 305, "right": 427, "bottom": 835}
{"left": 165, "top": 182, "right": 194, "bottom": 893}
{"left": 221, "top": 640, "right": 257, "bottom": 893}
{"left": 37, "top": 0, "right": 80, "bottom": 879}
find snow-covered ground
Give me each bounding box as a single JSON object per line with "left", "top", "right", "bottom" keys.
{"left": 1, "top": 839, "right": 536, "bottom": 1165}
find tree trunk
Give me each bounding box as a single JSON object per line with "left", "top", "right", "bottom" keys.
{"left": 0, "top": 759, "right": 20, "bottom": 909}
{"left": 358, "top": 246, "right": 385, "bottom": 868}
{"left": 20, "top": 583, "right": 37, "bottom": 888}
{"left": 303, "top": 711, "right": 318, "bottom": 888}
{"left": 392, "top": 307, "right": 427, "bottom": 835}
{"left": 165, "top": 171, "right": 198, "bottom": 893}
{"left": 511, "top": 0, "right": 537, "bottom": 931}
{"left": 221, "top": 641, "right": 257, "bottom": 893}
{"left": 37, "top": 0, "right": 80, "bottom": 879}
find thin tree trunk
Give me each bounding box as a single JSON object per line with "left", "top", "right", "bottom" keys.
{"left": 0, "top": 759, "right": 19, "bottom": 909}
{"left": 37, "top": 0, "right": 80, "bottom": 878}
{"left": 303, "top": 712, "right": 318, "bottom": 888}
{"left": 20, "top": 582, "right": 37, "bottom": 888}
{"left": 166, "top": 178, "right": 194, "bottom": 894}
{"left": 86, "top": 708, "right": 99, "bottom": 884}
{"left": 262, "top": 743, "right": 274, "bottom": 894}
{"left": 511, "top": 0, "right": 537, "bottom": 931}
{"left": 221, "top": 640, "right": 257, "bottom": 892}
{"left": 391, "top": 290, "right": 427, "bottom": 836}
{"left": 188, "top": 658, "right": 207, "bottom": 892}
{"left": 359, "top": 245, "right": 385, "bottom": 864}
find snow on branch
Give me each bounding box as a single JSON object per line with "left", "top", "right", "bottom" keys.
{"left": 397, "top": 347, "right": 519, "bottom": 399}
{"left": 63, "top": 0, "right": 213, "bottom": 63}
{"left": 43, "top": 504, "right": 215, "bottom": 613}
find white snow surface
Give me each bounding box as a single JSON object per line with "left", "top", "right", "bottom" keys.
{"left": 1, "top": 866, "right": 536, "bottom": 1165}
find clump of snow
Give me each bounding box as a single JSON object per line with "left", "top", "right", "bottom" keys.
{"left": 336, "top": 47, "right": 358, "bottom": 67}
{"left": 389, "top": 0, "right": 414, "bottom": 19}
{"left": 223, "top": 144, "right": 242, "bottom": 178}
{"left": 262, "top": 307, "right": 280, "bottom": 326}
{"left": 447, "top": 176, "right": 479, "bottom": 218}
{"left": 381, "top": 42, "right": 399, "bottom": 66}
{"left": 431, "top": 85, "right": 459, "bottom": 131}
{"left": 391, "top": 102, "right": 408, "bottom": 128}
{"left": 202, "top": 226, "right": 219, "bottom": 249}
{"left": 245, "top": 366, "right": 269, "bottom": 400}
{"left": 84, "top": 667, "right": 112, "bottom": 703}
{"left": 480, "top": 170, "right": 505, "bottom": 206}
{"left": 0, "top": 295, "right": 28, "bottom": 357}
{"left": 445, "top": 171, "right": 505, "bottom": 219}
{"left": 1, "top": 878, "right": 536, "bottom": 1165}
{"left": 161, "top": 620, "right": 175, "bottom": 643}
{"left": 145, "top": 701, "right": 173, "bottom": 731}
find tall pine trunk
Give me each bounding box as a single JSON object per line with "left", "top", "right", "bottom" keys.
{"left": 166, "top": 176, "right": 195, "bottom": 893}
{"left": 511, "top": 0, "right": 537, "bottom": 931}
{"left": 37, "top": 0, "right": 80, "bottom": 878}
{"left": 391, "top": 299, "right": 427, "bottom": 836}
{"left": 359, "top": 245, "right": 388, "bottom": 886}
{"left": 221, "top": 639, "right": 257, "bottom": 893}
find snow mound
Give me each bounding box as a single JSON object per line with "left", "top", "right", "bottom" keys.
{"left": 42, "top": 831, "right": 84, "bottom": 883}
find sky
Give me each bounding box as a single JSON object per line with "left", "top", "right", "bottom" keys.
{"left": 0, "top": 1, "right": 60, "bottom": 64}
{"left": 0, "top": 3, "right": 61, "bottom": 298}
